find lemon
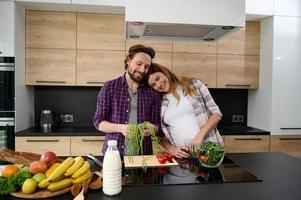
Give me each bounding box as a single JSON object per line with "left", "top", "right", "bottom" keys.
{"left": 22, "top": 178, "right": 37, "bottom": 194}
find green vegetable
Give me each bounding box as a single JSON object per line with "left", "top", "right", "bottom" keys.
{"left": 198, "top": 141, "right": 224, "bottom": 167}
{"left": 0, "top": 168, "right": 31, "bottom": 195}
{"left": 0, "top": 176, "right": 10, "bottom": 196}
{"left": 127, "top": 122, "right": 162, "bottom": 168}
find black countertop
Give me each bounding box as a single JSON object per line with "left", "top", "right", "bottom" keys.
{"left": 15, "top": 126, "right": 269, "bottom": 137}
{"left": 8, "top": 152, "right": 301, "bottom": 200}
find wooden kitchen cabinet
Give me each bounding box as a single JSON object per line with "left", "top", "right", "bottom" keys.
{"left": 15, "top": 136, "right": 71, "bottom": 156}
{"left": 270, "top": 135, "right": 301, "bottom": 159}
{"left": 217, "top": 21, "right": 260, "bottom": 56}
{"left": 217, "top": 55, "right": 259, "bottom": 88}
{"left": 26, "top": 48, "right": 76, "bottom": 85}
{"left": 76, "top": 50, "right": 125, "bottom": 86}
{"left": 224, "top": 135, "right": 270, "bottom": 153}
{"left": 172, "top": 53, "right": 217, "bottom": 88}
{"left": 26, "top": 11, "right": 76, "bottom": 49}
{"left": 77, "top": 13, "right": 125, "bottom": 51}
{"left": 126, "top": 40, "right": 172, "bottom": 52}
{"left": 172, "top": 41, "right": 217, "bottom": 54}
{"left": 70, "top": 136, "right": 105, "bottom": 156}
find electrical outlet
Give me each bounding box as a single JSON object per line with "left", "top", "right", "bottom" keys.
{"left": 232, "top": 115, "right": 244, "bottom": 123}
{"left": 60, "top": 114, "right": 74, "bottom": 123}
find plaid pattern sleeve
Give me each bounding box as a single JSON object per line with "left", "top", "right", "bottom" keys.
{"left": 93, "top": 82, "right": 111, "bottom": 130}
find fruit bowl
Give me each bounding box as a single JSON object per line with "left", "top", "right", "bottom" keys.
{"left": 197, "top": 141, "right": 225, "bottom": 168}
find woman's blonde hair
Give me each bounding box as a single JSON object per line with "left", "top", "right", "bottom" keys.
{"left": 145, "top": 63, "right": 199, "bottom": 102}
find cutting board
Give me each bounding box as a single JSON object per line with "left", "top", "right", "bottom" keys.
{"left": 10, "top": 186, "right": 71, "bottom": 199}
{"left": 124, "top": 155, "right": 178, "bottom": 168}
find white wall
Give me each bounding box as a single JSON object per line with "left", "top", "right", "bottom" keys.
{"left": 248, "top": 17, "right": 274, "bottom": 131}
{"left": 14, "top": 2, "right": 35, "bottom": 132}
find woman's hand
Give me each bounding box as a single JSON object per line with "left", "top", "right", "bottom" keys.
{"left": 189, "top": 137, "right": 203, "bottom": 147}
{"left": 170, "top": 146, "right": 190, "bottom": 158}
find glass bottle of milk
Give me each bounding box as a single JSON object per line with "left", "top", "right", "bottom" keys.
{"left": 102, "top": 140, "right": 122, "bottom": 196}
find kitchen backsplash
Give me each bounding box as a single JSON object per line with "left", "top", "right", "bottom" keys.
{"left": 34, "top": 87, "right": 247, "bottom": 127}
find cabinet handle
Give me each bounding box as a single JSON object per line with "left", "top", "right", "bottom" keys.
{"left": 26, "top": 139, "right": 59, "bottom": 142}
{"left": 36, "top": 81, "right": 66, "bottom": 84}
{"left": 279, "top": 138, "right": 301, "bottom": 141}
{"left": 225, "top": 84, "right": 251, "bottom": 87}
{"left": 82, "top": 139, "right": 104, "bottom": 142}
{"left": 234, "top": 138, "right": 262, "bottom": 141}
{"left": 280, "top": 128, "right": 301, "bottom": 130}
{"left": 86, "top": 81, "right": 104, "bottom": 84}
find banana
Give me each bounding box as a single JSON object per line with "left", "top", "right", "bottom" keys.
{"left": 72, "top": 161, "right": 90, "bottom": 179}
{"left": 64, "top": 156, "right": 84, "bottom": 177}
{"left": 48, "top": 157, "right": 74, "bottom": 181}
{"left": 72, "top": 170, "right": 92, "bottom": 184}
{"left": 38, "top": 178, "right": 51, "bottom": 189}
{"left": 45, "top": 163, "right": 61, "bottom": 178}
{"left": 47, "top": 177, "right": 73, "bottom": 192}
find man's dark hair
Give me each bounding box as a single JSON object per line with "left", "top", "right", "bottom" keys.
{"left": 124, "top": 44, "right": 155, "bottom": 70}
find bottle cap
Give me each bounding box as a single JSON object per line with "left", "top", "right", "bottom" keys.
{"left": 108, "top": 140, "right": 117, "bottom": 146}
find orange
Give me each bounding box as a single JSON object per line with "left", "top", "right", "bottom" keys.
{"left": 2, "top": 164, "right": 20, "bottom": 178}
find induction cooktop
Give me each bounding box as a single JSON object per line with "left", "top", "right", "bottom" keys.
{"left": 122, "top": 156, "right": 262, "bottom": 186}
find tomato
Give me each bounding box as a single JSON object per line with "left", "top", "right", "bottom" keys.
{"left": 157, "top": 156, "right": 167, "bottom": 164}
{"left": 164, "top": 153, "right": 173, "bottom": 161}
{"left": 156, "top": 152, "right": 163, "bottom": 159}
{"left": 199, "top": 155, "right": 207, "bottom": 162}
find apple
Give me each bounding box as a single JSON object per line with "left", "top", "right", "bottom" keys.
{"left": 29, "top": 161, "right": 48, "bottom": 175}
{"left": 32, "top": 173, "right": 46, "bottom": 183}
{"left": 40, "top": 151, "right": 57, "bottom": 167}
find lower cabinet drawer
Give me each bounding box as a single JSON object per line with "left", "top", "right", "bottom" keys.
{"left": 70, "top": 136, "right": 105, "bottom": 156}
{"left": 224, "top": 135, "right": 270, "bottom": 153}
{"left": 270, "top": 135, "right": 301, "bottom": 159}
{"left": 15, "top": 136, "right": 71, "bottom": 156}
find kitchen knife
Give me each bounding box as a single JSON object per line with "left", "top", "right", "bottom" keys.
{"left": 87, "top": 154, "right": 103, "bottom": 168}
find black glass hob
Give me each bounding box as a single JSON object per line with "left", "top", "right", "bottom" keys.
{"left": 122, "top": 156, "right": 262, "bottom": 186}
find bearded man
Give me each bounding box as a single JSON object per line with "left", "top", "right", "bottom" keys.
{"left": 93, "top": 44, "right": 161, "bottom": 156}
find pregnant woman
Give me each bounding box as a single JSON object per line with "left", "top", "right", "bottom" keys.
{"left": 145, "top": 63, "right": 223, "bottom": 158}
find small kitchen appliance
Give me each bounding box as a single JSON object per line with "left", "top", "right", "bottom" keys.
{"left": 40, "top": 110, "right": 60, "bottom": 131}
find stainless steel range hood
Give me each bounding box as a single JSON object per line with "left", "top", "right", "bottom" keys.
{"left": 125, "top": 0, "right": 245, "bottom": 41}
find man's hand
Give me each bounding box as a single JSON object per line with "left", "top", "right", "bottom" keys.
{"left": 142, "top": 128, "right": 151, "bottom": 137}
{"left": 119, "top": 124, "right": 129, "bottom": 137}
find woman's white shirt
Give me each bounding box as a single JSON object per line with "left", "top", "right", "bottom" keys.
{"left": 163, "top": 87, "right": 200, "bottom": 146}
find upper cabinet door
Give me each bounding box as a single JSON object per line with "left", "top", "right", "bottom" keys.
{"left": 126, "top": 40, "right": 172, "bottom": 52}
{"left": 218, "top": 22, "right": 260, "bottom": 56}
{"left": 26, "top": 49, "right": 76, "bottom": 85}
{"left": 77, "top": 50, "right": 125, "bottom": 86}
{"left": 173, "top": 53, "right": 217, "bottom": 88}
{"left": 172, "top": 41, "right": 217, "bottom": 54}
{"left": 217, "top": 55, "right": 259, "bottom": 89}
{"left": 77, "top": 13, "right": 125, "bottom": 50}
{"left": 26, "top": 11, "right": 76, "bottom": 49}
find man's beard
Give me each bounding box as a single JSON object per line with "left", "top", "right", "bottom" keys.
{"left": 128, "top": 70, "right": 145, "bottom": 83}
